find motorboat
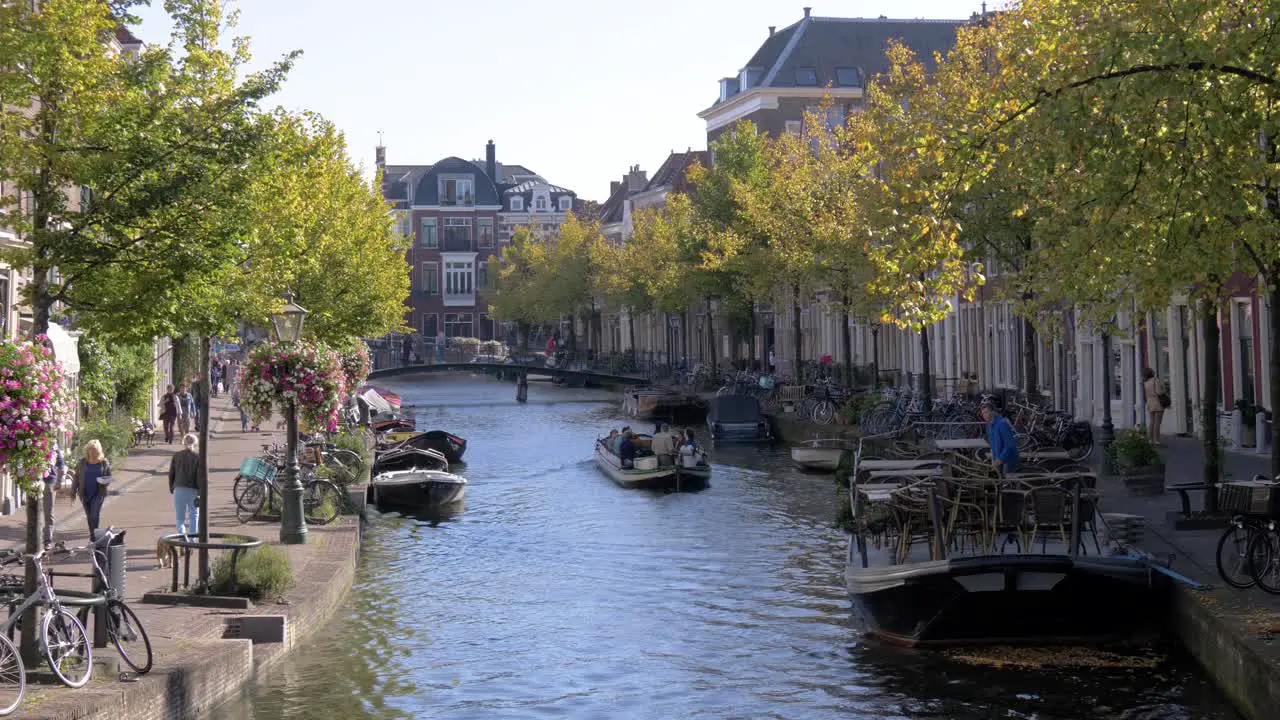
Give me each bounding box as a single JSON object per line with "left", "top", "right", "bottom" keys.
{"left": 791, "top": 438, "right": 857, "bottom": 472}
{"left": 593, "top": 436, "right": 710, "bottom": 491}
{"left": 372, "top": 447, "right": 449, "bottom": 475}
{"left": 378, "top": 430, "right": 467, "bottom": 465}
{"left": 370, "top": 468, "right": 467, "bottom": 508}
{"left": 372, "top": 418, "right": 415, "bottom": 435}
{"left": 706, "top": 395, "right": 772, "bottom": 443}
{"left": 844, "top": 456, "right": 1156, "bottom": 647}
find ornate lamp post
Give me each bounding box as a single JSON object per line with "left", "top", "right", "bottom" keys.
{"left": 271, "top": 292, "right": 310, "bottom": 545}
{"left": 1099, "top": 329, "right": 1116, "bottom": 475}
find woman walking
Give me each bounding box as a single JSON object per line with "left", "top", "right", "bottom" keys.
{"left": 160, "top": 384, "right": 181, "bottom": 444}
{"left": 169, "top": 434, "right": 200, "bottom": 538}
{"left": 1143, "top": 367, "right": 1169, "bottom": 446}
{"left": 70, "top": 440, "right": 112, "bottom": 540}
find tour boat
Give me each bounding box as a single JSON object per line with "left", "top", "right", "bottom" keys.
{"left": 593, "top": 436, "right": 710, "bottom": 491}
{"left": 845, "top": 468, "right": 1156, "bottom": 647}
{"left": 791, "top": 438, "right": 856, "bottom": 472}
{"left": 371, "top": 468, "right": 467, "bottom": 508}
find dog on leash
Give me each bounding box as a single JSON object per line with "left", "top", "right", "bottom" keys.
{"left": 157, "top": 538, "right": 173, "bottom": 568}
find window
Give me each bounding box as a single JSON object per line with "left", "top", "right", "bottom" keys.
{"left": 444, "top": 312, "right": 474, "bottom": 339}
{"left": 558, "top": 196, "right": 572, "bottom": 211}
{"left": 442, "top": 217, "right": 472, "bottom": 251}
{"left": 477, "top": 218, "right": 493, "bottom": 249}
{"left": 479, "top": 313, "right": 492, "bottom": 341}
{"left": 478, "top": 261, "right": 488, "bottom": 289}
{"left": 421, "top": 262, "right": 439, "bottom": 295}
{"left": 444, "top": 261, "right": 474, "bottom": 296}
{"left": 510, "top": 196, "right": 524, "bottom": 211}
{"left": 1238, "top": 302, "right": 1256, "bottom": 406}
{"left": 794, "top": 67, "right": 818, "bottom": 86}
{"left": 422, "top": 313, "right": 439, "bottom": 340}
{"left": 836, "top": 67, "right": 863, "bottom": 87}
{"left": 397, "top": 213, "right": 411, "bottom": 238}
{"left": 785, "top": 120, "right": 802, "bottom": 135}
{"left": 438, "top": 176, "right": 474, "bottom": 206}
{"left": 420, "top": 217, "right": 438, "bottom": 248}
{"left": 534, "top": 194, "right": 549, "bottom": 211}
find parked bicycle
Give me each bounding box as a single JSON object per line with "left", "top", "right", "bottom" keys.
{"left": 233, "top": 447, "right": 342, "bottom": 525}
{"left": 56, "top": 527, "right": 153, "bottom": 674}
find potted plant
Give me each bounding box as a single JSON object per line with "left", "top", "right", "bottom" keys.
{"left": 1236, "top": 398, "right": 1258, "bottom": 448}
{"left": 1110, "top": 428, "right": 1165, "bottom": 495}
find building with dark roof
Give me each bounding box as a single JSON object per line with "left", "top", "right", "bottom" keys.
{"left": 697, "top": 8, "right": 963, "bottom": 144}
{"left": 377, "top": 140, "right": 578, "bottom": 343}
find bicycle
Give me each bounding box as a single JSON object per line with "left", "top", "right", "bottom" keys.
{"left": 0, "top": 547, "right": 95, "bottom": 714}
{"left": 1215, "top": 513, "right": 1274, "bottom": 589}
{"left": 58, "top": 528, "right": 153, "bottom": 674}
{"left": 233, "top": 451, "right": 342, "bottom": 525}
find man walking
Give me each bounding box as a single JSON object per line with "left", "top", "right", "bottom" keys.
{"left": 981, "top": 402, "right": 1019, "bottom": 476}
{"left": 41, "top": 440, "right": 65, "bottom": 548}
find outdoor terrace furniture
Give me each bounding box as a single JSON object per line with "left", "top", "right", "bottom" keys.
{"left": 933, "top": 438, "right": 989, "bottom": 450}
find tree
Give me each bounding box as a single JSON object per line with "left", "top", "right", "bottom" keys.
{"left": 489, "top": 226, "right": 550, "bottom": 348}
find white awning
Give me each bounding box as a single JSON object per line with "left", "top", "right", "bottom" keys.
{"left": 360, "top": 389, "right": 393, "bottom": 416}
{"left": 45, "top": 324, "right": 79, "bottom": 375}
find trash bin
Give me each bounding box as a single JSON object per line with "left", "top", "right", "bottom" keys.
{"left": 91, "top": 529, "right": 127, "bottom": 648}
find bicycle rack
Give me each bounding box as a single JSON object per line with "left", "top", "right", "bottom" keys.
{"left": 160, "top": 533, "right": 264, "bottom": 594}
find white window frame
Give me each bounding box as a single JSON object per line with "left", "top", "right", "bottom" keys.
{"left": 558, "top": 196, "right": 572, "bottom": 211}
{"left": 510, "top": 196, "right": 524, "bottom": 211}
{"left": 438, "top": 175, "right": 474, "bottom": 206}
{"left": 421, "top": 261, "right": 439, "bottom": 295}
{"left": 420, "top": 217, "right": 438, "bottom": 248}
{"left": 785, "top": 120, "right": 802, "bottom": 135}
{"left": 477, "top": 218, "right": 493, "bottom": 249}
{"left": 478, "top": 261, "right": 488, "bottom": 289}
{"left": 534, "top": 194, "right": 549, "bottom": 211}
{"left": 422, "top": 312, "right": 439, "bottom": 339}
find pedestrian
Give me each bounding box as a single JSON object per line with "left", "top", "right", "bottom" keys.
{"left": 71, "top": 440, "right": 112, "bottom": 540}
{"left": 232, "top": 384, "right": 248, "bottom": 432}
{"left": 160, "top": 383, "right": 181, "bottom": 443}
{"left": 980, "top": 402, "right": 1018, "bottom": 477}
{"left": 176, "top": 383, "right": 193, "bottom": 436}
{"left": 41, "top": 440, "right": 65, "bottom": 548}
{"left": 169, "top": 433, "right": 200, "bottom": 538}
{"left": 1142, "top": 367, "right": 1169, "bottom": 446}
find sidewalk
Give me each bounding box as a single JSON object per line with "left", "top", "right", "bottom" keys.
{"left": 0, "top": 395, "right": 361, "bottom": 719}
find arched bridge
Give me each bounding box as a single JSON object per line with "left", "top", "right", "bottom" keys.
{"left": 369, "top": 361, "right": 651, "bottom": 387}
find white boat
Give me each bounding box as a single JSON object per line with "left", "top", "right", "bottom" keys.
{"left": 791, "top": 438, "right": 857, "bottom": 472}
{"left": 371, "top": 468, "right": 467, "bottom": 508}
{"left": 593, "top": 437, "right": 710, "bottom": 491}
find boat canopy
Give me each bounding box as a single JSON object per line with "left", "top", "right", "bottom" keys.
{"left": 707, "top": 395, "right": 763, "bottom": 424}
{"left": 361, "top": 389, "right": 395, "bottom": 416}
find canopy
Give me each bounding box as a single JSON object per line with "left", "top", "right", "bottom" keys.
{"left": 360, "top": 389, "right": 394, "bottom": 416}
{"left": 45, "top": 323, "right": 79, "bottom": 375}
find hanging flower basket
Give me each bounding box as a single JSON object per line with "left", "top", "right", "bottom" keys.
{"left": 239, "top": 342, "right": 345, "bottom": 432}
{"left": 338, "top": 341, "right": 371, "bottom": 397}
{"left": 0, "top": 338, "right": 70, "bottom": 494}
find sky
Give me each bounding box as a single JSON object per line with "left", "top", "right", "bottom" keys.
{"left": 130, "top": 0, "right": 980, "bottom": 202}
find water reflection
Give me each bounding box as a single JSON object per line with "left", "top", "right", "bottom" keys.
{"left": 208, "top": 375, "right": 1239, "bottom": 720}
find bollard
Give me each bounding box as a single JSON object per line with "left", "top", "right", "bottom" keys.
{"left": 516, "top": 374, "right": 528, "bottom": 403}
{"left": 1256, "top": 413, "right": 1270, "bottom": 456}
{"left": 1231, "top": 409, "right": 1244, "bottom": 449}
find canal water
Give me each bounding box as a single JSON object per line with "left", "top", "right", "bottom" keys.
{"left": 208, "top": 375, "right": 1238, "bottom": 720}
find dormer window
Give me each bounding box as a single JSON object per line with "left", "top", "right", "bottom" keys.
{"left": 558, "top": 196, "right": 572, "bottom": 211}
{"left": 836, "top": 67, "right": 864, "bottom": 87}
{"left": 510, "top": 196, "right": 524, "bottom": 211}
{"left": 534, "top": 195, "right": 549, "bottom": 211}
{"left": 438, "top": 175, "right": 474, "bottom": 206}
{"left": 794, "top": 67, "right": 818, "bottom": 86}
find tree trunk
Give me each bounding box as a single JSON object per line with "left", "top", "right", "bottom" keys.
{"left": 1202, "top": 299, "right": 1222, "bottom": 510}
{"left": 748, "top": 306, "right": 758, "bottom": 369}
{"left": 705, "top": 296, "right": 718, "bottom": 372}
{"left": 626, "top": 310, "right": 636, "bottom": 364}
{"left": 872, "top": 326, "right": 881, "bottom": 388}
{"left": 1271, "top": 273, "right": 1280, "bottom": 479}
{"left": 791, "top": 285, "right": 803, "bottom": 381}
{"left": 920, "top": 326, "right": 933, "bottom": 417}
{"left": 198, "top": 336, "right": 212, "bottom": 585}
{"left": 841, "top": 301, "right": 853, "bottom": 388}
{"left": 1023, "top": 315, "right": 1040, "bottom": 404}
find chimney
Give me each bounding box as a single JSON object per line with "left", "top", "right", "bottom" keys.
{"left": 768, "top": 25, "right": 776, "bottom": 36}
{"left": 627, "top": 166, "right": 648, "bottom": 191}
{"left": 485, "top": 140, "right": 496, "bottom": 181}
{"left": 611, "top": 181, "right": 622, "bottom": 196}
{"left": 803, "top": 7, "right": 811, "bottom": 18}
{"left": 375, "top": 133, "right": 385, "bottom": 172}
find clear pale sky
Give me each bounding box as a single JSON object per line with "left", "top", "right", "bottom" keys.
{"left": 131, "top": 1, "right": 978, "bottom": 201}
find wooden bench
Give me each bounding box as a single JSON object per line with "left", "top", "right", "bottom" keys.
{"left": 1166, "top": 481, "right": 1213, "bottom": 517}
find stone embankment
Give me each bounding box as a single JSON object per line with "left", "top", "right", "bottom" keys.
{"left": 0, "top": 396, "right": 361, "bottom": 720}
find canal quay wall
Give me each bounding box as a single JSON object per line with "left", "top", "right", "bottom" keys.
{"left": 0, "top": 396, "right": 363, "bottom": 720}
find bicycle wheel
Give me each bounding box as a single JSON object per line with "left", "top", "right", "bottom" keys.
{"left": 1216, "top": 523, "right": 1259, "bottom": 589}
{"left": 1247, "top": 530, "right": 1280, "bottom": 594}
{"left": 42, "top": 607, "right": 91, "bottom": 688}
{"left": 811, "top": 400, "right": 837, "bottom": 426}
{"left": 0, "top": 632, "right": 24, "bottom": 716}
{"left": 108, "top": 600, "right": 153, "bottom": 674}
{"left": 322, "top": 453, "right": 359, "bottom": 486}
{"left": 236, "top": 480, "right": 267, "bottom": 524}
{"left": 304, "top": 481, "right": 342, "bottom": 525}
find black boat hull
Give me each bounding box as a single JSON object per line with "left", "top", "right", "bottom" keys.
{"left": 846, "top": 554, "right": 1155, "bottom": 647}
{"left": 371, "top": 478, "right": 466, "bottom": 509}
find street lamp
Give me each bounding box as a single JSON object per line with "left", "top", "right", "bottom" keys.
{"left": 1099, "top": 329, "right": 1116, "bottom": 475}
{"left": 272, "top": 292, "right": 309, "bottom": 545}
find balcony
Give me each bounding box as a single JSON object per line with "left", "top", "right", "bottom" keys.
{"left": 441, "top": 236, "right": 473, "bottom": 252}
{"left": 440, "top": 193, "right": 474, "bottom": 207}
{"left": 443, "top": 290, "right": 476, "bottom": 307}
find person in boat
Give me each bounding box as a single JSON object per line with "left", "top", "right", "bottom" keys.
{"left": 605, "top": 429, "right": 619, "bottom": 452}
{"left": 679, "top": 429, "right": 700, "bottom": 467}
{"left": 652, "top": 423, "right": 677, "bottom": 466}
{"left": 981, "top": 402, "right": 1018, "bottom": 476}
{"left": 614, "top": 426, "right": 631, "bottom": 455}
{"left": 619, "top": 431, "right": 638, "bottom": 468}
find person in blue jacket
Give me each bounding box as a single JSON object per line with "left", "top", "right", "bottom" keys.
{"left": 981, "top": 402, "right": 1019, "bottom": 476}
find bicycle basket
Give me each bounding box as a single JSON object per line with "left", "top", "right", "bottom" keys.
{"left": 1218, "top": 480, "right": 1280, "bottom": 516}
{"left": 239, "top": 457, "right": 277, "bottom": 483}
